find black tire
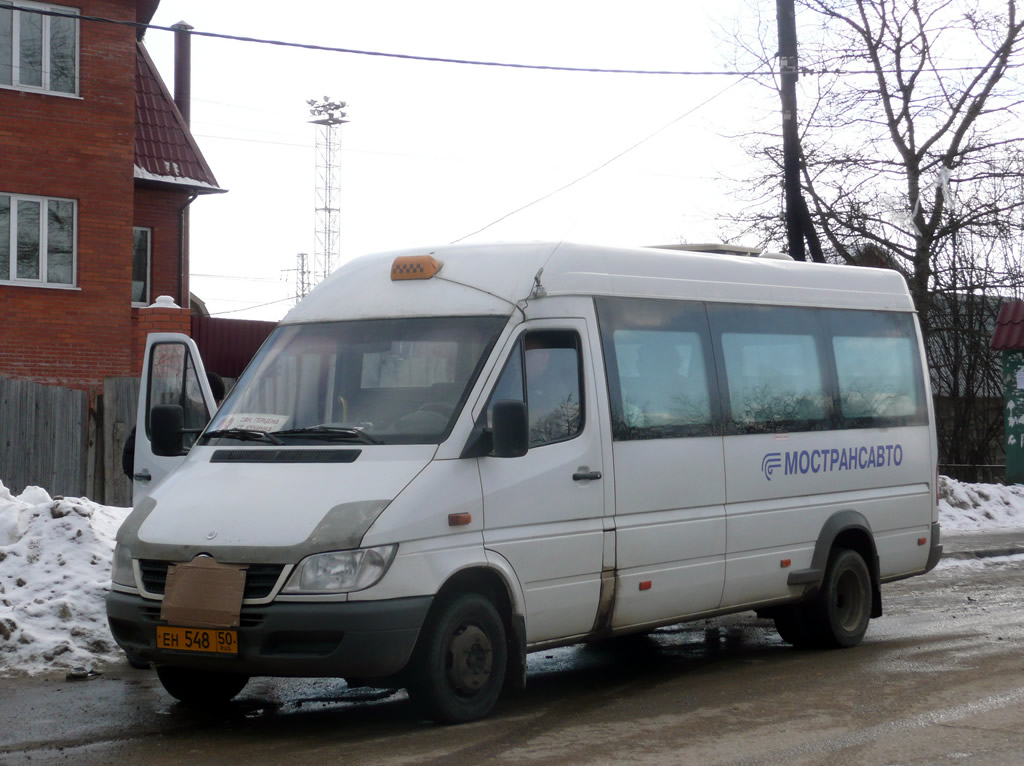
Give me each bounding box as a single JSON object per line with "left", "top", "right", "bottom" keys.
{"left": 811, "top": 548, "right": 872, "bottom": 648}
{"left": 408, "top": 592, "right": 507, "bottom": 724}
{"left": 155, "top": 665, "right": 249, "bottom": 706}
{"left": 772, "top": 605, "right": 816, "bottom": 648}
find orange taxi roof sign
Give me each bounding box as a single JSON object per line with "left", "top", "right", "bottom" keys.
{"left": 391, "top": 255, "right": 442, "bottom": 281}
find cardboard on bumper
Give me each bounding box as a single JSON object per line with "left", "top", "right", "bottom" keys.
{"left": 159, "top": 557, "right": 247, "bottom": 628}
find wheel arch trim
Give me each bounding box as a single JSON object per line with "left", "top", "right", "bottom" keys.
{"left": 787, "top": 509, "right": 882, "bottom": 616}
{"left": 423, "top": 556, "right": 528, "bottom": 692}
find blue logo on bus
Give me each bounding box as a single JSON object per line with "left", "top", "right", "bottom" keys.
{"left": 762, "top": 444, "right": 904, "bottom": 481}
{"left": 761, "top": 452, "right": 783, "bottom": 481}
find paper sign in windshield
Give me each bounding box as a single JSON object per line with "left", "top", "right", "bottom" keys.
{"left": 217, "top": 413, "right": 290, "bottom": 432}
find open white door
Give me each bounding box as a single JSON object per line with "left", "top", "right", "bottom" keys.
{"left": 132, "top": 333, "right": 216, "bottom": 504}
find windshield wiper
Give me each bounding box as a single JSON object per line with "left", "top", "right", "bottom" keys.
{"left": 275, "top": 426, "right": 384, "bottom": 445}
{"left": 203, "top": 428, "right": 284, "bottom": 445}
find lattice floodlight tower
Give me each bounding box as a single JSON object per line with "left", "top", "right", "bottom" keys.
{"left": 308, "top": 97, "right": 348, "bottom": 285}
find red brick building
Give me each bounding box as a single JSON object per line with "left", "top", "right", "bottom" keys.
{"left": 0, "top": 0, "right": 222, "bottom": 394}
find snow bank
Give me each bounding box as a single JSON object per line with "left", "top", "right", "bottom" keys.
{"left": 938, "top": 475, "right": 1024, "bottom": 532}
{"left": 0, "top": 480, "right": 129, "bottom": 676}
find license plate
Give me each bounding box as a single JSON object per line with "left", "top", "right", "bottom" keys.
{"left": 157, "top": 626, "right": 238, "bottom": 654}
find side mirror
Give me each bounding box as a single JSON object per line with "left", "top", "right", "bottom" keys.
{"left": 492, "top": 400, "right": 528, "bottom": 458}
{"left": 151, "top": 404, "right": 185, "bottom": 457}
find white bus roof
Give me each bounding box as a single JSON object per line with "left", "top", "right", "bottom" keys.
{"left": 282, "top": 241, "right": 916, "bottom": 324}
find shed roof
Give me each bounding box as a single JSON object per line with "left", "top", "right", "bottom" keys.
{"left": 991, "top": 301, "right": 1024, "bottom": 350}
{"left": 134, "top": 42, "right": 223, "bottom": 194}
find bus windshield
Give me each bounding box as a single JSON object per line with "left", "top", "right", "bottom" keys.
{"left": 203, "top": 316, "right": 507, "bottom": 445}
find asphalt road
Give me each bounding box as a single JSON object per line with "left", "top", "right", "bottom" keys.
{"left": 3, "top": 531, "right": 1024, "bottom": 766}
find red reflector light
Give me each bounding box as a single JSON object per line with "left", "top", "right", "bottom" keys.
{"left": 918, "top": 537, "right": 927, "bottom": 546}
{"left": 639, "top": 580, "right": 652, "bottom": 591}
{"left": 448, "top": 513, "right": 472, "bottom": 527}
{"left": 780, "top": 559, "right": 791, "bottom": 568}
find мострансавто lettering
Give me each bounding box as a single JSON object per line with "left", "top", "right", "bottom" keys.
{"left": 761, "top": 444, "right": 903, "bottom": 481}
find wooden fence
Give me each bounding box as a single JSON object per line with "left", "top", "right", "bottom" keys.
{"left": 100, "top": 376, "right": 140, "bottom": 507}
{"left": 0, "top": 376, "right": 138, "bottom": 504}
{"left": 0, "top": 377, "right": 88, "bottom": 498}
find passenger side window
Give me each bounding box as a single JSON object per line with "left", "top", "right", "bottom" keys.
{"left": 616, "top": 330, "right": 711, "bottom": 430}
{"left": 712, "top": 306, "right": 829, "bottom": 434}
{"left": 487, "top": 331, "right": 583, "bottom": 448}
{"left": 828, "top": 310, "right": 926, "bottom": 426}
{"left": 596, "top": 296, "right": 716, "bottom": 440}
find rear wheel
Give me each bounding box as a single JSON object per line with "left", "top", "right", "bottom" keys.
{"left": 408, "top": 592, "right": 507, "bottom": 724}
{"left": 155, "top": 665, "right": 249, "bottom": 706}
{"left": 811, "top": 548, "right": 872, "bottom": 648}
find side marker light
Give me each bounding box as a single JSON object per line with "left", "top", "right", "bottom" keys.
{"left": 448, "top": 513, "right": 472, "bottom": 527}
{"left": 780, "top": 559, "right": 792, "bottom": 568}
{"left": 639, "top": 580, "right": 652, "bottom": 591}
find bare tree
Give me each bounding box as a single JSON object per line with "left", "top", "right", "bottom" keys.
{"left": 929, "top": 235, "right": 1023, "bottom": 478}
{"left": 722, "top": 1, "right": 1024, "bottom": 476}
{"left": 727, "top": 0, "right": 1024, "bottom": 339}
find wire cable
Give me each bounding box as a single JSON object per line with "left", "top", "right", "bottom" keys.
{"left": 209, "top": 296, "right": 295, "bottom": 316}
{"left": 450, "top": 76, "right": 748, "bottom": 243}
{"left": 0, "top": 3, "right": 760, "bottom": 76}
{"left": 6, "top": 2, "right": 1013, "bottom": 78}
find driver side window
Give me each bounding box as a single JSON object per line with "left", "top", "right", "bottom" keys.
{"left": 488, "top": 330, "right": 583, "bottom": 448}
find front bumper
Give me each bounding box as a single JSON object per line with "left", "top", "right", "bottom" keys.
{"left": 106, "top": 590, "right": 432, "bottom": 678}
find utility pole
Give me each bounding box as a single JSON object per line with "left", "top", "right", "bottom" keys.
{"left": 776, "top": 0, "right": 825, "bottom": 263}
{"left": 280, "top": 252, "right": 311, "bottom": 305}
{"left": 777, "top": 0, "right": 806, "bottom": 261}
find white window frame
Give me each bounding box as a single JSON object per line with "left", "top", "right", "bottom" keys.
{"left": 0, "top": 1, "right": 80, "bottom": 96}
{"left": 0, "top": 191, "right": 78, "bottom": 287}
{"left": 132, "top": 226, "right": 152, "bottom": 306}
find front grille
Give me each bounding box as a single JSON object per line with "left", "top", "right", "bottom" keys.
{"left": 138, "top": 560, "right": 285, "bottom": 600}
{"left": 137, "top": 604, "right": 264, "bottom": 628}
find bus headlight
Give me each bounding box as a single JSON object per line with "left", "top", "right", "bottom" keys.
{"left": 282, "top": 545, "right": 398, "bottom": 594}
{"left": 111, "top": 544, "right": 135, "bottom": 588}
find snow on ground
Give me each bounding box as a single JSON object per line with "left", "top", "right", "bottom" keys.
{"left": 937, "top": 477, "right": 1024, "bottom": 532}
{"left": 1, "top": 474, "right": 1024, "bottom": 678}
{"left": 0, "top": 481, "right": 129, "bottom": 676}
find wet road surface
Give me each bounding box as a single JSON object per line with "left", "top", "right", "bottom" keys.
{"left": 3, "top": 535, "right": 1024, "bottom": 765}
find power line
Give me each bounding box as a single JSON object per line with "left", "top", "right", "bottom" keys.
{"left": 192, "top": 272, "right": 280, "bottom": 282}
{"left": 451, "top": 77, "right": 748, "bottom": 243}
{"left": 209, "top": 296, "right": 295, "bottom": 316}
{"left": 0, "top": 2, "right": 755, "bottom": 76}
{"left": 192, "top": 133, "right": 309, "bottom": 148}
{"left": 5, "top": 2, "right": 1015, "bottom": 78}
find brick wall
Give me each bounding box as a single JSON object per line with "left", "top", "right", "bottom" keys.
{"left": 0, "top": 1, "right": 187, "bottom": 393}
{"left": 134, "top": 185, "right": 193, "bottom": 307}
{"left": 131, "top": 303, "right": 192, "bottom": 372}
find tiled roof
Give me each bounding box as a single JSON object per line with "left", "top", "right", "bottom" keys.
{"left": 135, "top": 42, "right": 223, "bottom": 193}
{"left": 991, "top": 301, "right": 1024, "bottom": 350}
{"left": 136, "top": 0, "right": 160, "bottom": 39}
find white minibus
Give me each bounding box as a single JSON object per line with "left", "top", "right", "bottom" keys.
{"left": 106, "top": 241, "right": 942, "bottom": 723}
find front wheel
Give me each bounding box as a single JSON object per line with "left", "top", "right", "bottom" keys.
{"left": 772, "top": 605, "right": 816, "bottom": 648}
{"left": 408, "top": 593, "right": 507, "bottom": 724}
{"left": 812, "top": 548, "right": 872, "bottom": 648}
{"left": 155, "top": 665, "right": 249, "bottom": 706}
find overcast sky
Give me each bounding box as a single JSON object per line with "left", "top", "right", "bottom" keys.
{"left": 144, "top": 0, "right": 767, "bottom": 320}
